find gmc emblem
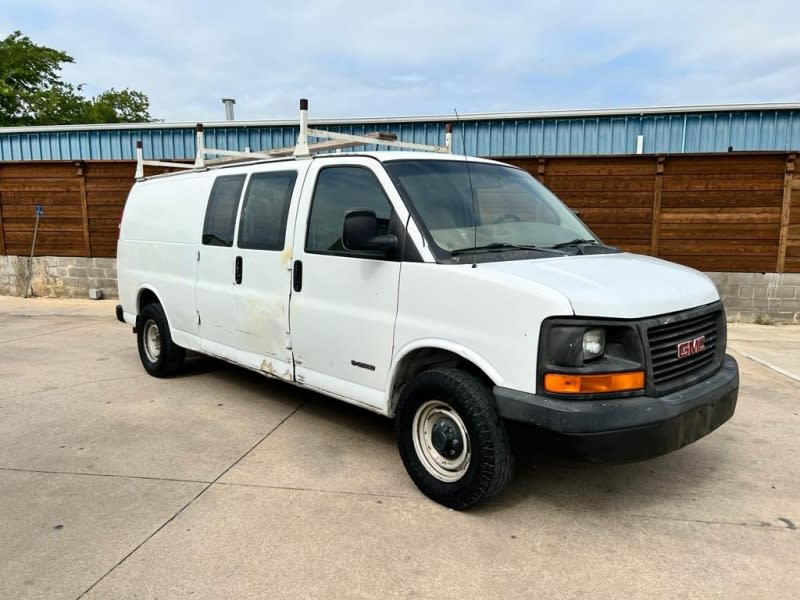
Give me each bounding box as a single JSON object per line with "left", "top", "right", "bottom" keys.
{"left": 677, "top": 336, "right": 706, "bottom": 359}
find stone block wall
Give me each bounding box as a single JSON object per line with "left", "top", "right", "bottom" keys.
{"left": 705, "top": 272, "right": 800, "bottom": 324}
{"left": 0, "top": 255, "right": 118, "bottom": 299}
{"left": 0, "top": 255, "right": 24, "bottom": 296}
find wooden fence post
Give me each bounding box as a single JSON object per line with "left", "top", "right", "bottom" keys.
{"left": 77, "top": 162, "right": 91, "bottom": 257}
{"left": 650, "top": 155, "right": 666, "bottom": 257}
{"left": 777, "top": 153, "right": 796, "bottom": 273}
{"left": 537, "top": 157, "right": 546, "bottom": 184}
{"left": 0, "top": 193, "right": 6, "bottom": 255}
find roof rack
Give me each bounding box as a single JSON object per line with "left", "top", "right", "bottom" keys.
{"left": 134, "top": 98, "right": 453, "bottom": 178}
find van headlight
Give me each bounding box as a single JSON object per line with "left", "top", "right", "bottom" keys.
{"left": 582, "top": 328, "right": 605, "bottom": 361}
{"left": 538, "top": 319, "right": 646, "bottom": 397}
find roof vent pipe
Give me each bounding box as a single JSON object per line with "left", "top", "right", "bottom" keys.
{"left": 221, "top": 98, "right": 236, "bottom": 121}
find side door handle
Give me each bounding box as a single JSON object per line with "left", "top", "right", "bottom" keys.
{"left": 235, "top": 256, "right": 243, "bottom": 284}
{"left": 293, "top": 260, "right": 303, "bottom": 292}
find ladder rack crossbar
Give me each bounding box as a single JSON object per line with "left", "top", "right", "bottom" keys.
{"left": 134, "top": 99, "right": 453, "bottom": 179}
{"left": 305, "top": 128, "right": 448, "bottom": 154}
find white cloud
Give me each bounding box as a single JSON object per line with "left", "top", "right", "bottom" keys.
{"left": 2, "top": 0, "right": 798, "bottom": 121}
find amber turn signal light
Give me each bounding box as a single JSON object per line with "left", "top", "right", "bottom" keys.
{"left": 544, "top": 371, "right": 645, "bottom": 394}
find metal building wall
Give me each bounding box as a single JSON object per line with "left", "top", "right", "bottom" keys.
{"left": 1, "top": 106, "right": 799, "bottom": 161}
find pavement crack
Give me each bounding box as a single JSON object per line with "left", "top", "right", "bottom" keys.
{"left": 578, "top": 507, "right": 798, "bottom": 532}
{"left": 0, "top": 324, "right": 91, "bottom": 345}
{"left": 729, "top": 348, "right": 800, "bottom": 384}
{"left": 213, "top": 480, "right": 423, "bottom": 501}
{"left": 0, "top": 466, "right": 210, "bottom": 486}
{"left": 0, "top": 312, "right": 115, "bottom": 321}
{"left": 2, "top": 374, "right": 145, "bottom": 400}
{"left": 206, "top": 401, "right": 307, "bottom": 484}
{"left": 534, "top": 491, "right": 798, "bottom": 532}
{"left": 74, "top": 401, "right": 306, "bottom": 600}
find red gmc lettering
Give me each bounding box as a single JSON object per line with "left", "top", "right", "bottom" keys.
{"left": 677, "top": 336, "right": 706, "bottom": 359}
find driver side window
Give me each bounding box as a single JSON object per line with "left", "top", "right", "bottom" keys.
{"left": 306, "top": 166, "right": 392, "bottom": 255}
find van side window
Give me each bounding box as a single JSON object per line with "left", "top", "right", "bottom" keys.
{"left": 238, "top": 171, "right": 298, "bottom": 251}
{"left": 202, "top": 174, "right": 246, "bottom": 247}
{"left": 306, "top": 166, "right": 392, "bottom": 254}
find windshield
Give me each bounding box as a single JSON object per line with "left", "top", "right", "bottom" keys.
{"left": 384, "top": 159, "right": 598, "bottom": 255}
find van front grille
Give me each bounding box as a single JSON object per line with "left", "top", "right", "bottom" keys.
{"left": 647, "top": 309, "right": 721, "bottom": 391}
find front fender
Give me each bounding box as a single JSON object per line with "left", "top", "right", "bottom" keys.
{"left": 385, "top": 338, "right": 505, "bottom": 415}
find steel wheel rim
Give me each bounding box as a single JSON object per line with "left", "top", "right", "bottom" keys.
{"left": 143, "top": 319, "right": 161, "bottom": 363}
{"left": 412, "top": 400, "right": 471, "bottom": 482}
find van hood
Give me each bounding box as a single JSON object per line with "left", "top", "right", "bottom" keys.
{"left": 480, "top": 253, "right": 720, "bottom": 319}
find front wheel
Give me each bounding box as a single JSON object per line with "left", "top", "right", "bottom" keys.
{"left": 394, "top": 368, "right": 514, "bottom": 509}
{"left": 136, "top": 303, "right": 185, "bottom": 377}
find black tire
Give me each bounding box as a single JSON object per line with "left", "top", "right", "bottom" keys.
{"left": 136, "top": 303, "right": 185, "bottom": 377}
{"left": 394, "top": 368, "right": 514, "bottom": 509}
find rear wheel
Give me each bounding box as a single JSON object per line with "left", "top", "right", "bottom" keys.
{"left": 136, "top": 303, "right": 185, "bottom": 377}
{"left": 395, "top": 368, "right": 514, "bottom": 509}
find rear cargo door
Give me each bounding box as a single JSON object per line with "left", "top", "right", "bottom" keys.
{"left": 195, "top": 174, "right": 247, "bottom": 356}
{"left": 226, "top": 165, "right": 304, "bottom": 380}
{"left": 194, "top": 164, "right": 305, "bottom": 380}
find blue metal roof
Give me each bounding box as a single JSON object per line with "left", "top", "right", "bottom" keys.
{"left": 2, "top": 104, "right": 799, "bottom": 161}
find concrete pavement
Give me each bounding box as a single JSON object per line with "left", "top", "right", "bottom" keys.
{"left": 728, "top": 323, "right": 800, "bottom": 383}
{"left": 0, "top": 297, "right": 798, "bottom": 599}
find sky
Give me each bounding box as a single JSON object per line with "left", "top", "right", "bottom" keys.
{"left": 3, "top": 0, "right": 799, "bottom": 123}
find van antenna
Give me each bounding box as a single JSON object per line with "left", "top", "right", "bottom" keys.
{"left": 454, "top": 109, "right": 478, "bottom": 268}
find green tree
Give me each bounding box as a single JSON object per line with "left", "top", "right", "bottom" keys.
{"left": 0, "top": 31, "right": 151, "bottom": 126}
{"left": 84, "top": 88, "right": 152, "bottom": 124}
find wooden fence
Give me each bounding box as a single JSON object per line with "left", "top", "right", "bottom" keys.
{"left": 505, "top": 152, "right": 798, "bottom": 273}
{"left": 0, "top": 161, "right": 138, "bottom": 259}
{"left": 0, "top": 153, "right": 798, "bottom": 272}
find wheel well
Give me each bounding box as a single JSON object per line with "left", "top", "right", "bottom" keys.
{"left": 137, "top": 288, "right": 160, "bottom": 313}
{"left": 389, "top": 348, "right": 494, "bottom": 417}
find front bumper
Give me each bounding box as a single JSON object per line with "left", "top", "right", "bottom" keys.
{"left": 494, "top": 354, "right": 739, "bottom": 462}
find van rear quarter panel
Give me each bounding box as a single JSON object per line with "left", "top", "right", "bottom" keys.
{"left": 118, "top": 174, "right": 213, "bottom": 336}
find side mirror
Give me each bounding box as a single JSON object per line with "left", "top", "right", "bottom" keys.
{"left": 342, "top": 209, "right": 398, "bottom": 252}
{"left": 570, "top": 209, "right": 582, "bottom": 220}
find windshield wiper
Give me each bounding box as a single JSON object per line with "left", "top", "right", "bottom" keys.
{"left": 451, "top": 242, "right": 565, "bottom": 256}
{"left": 549, "top": 238, "right": 599, "bottom": 249}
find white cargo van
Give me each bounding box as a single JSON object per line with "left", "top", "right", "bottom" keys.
{"left": 116, "top": 101, "right": 739, "bottom": 509}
